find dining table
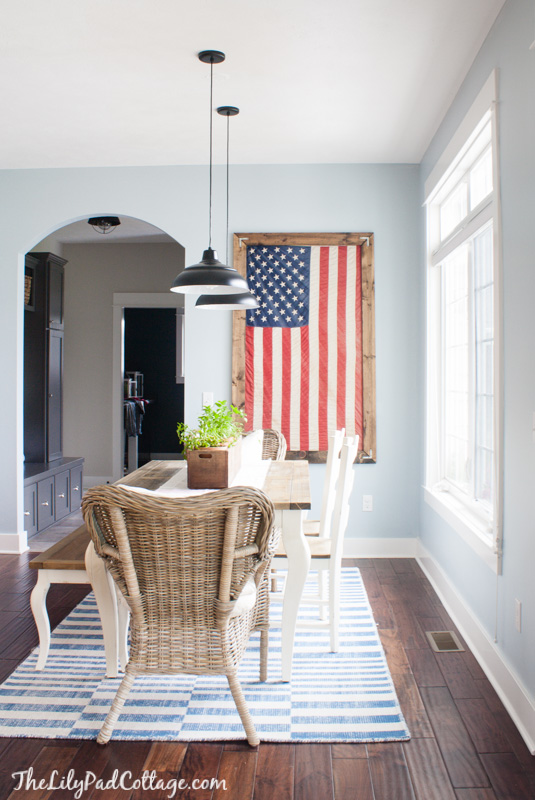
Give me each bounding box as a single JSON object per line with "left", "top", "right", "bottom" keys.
{"left": 86, "top": 457, "right": 312, "bottom": 682}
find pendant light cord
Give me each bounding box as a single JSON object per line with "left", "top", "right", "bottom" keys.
{"left": 208, "top": 59, "right": 214, "bottom": 249}
{"left": 225, "top": 112, "right": 230, "bottom": 264}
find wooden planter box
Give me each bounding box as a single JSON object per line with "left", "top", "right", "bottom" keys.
{"left": 186, "top": 438, "right": 242, "bottom": 489}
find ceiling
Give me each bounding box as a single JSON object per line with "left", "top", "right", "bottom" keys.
{"left": 1, "top": 0, "right": 505, "bottom": 170}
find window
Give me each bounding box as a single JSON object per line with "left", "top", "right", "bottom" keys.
{"left": 425, "top": 72, "right": 502, "bottom": 570}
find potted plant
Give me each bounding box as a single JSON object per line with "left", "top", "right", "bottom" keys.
{"left": 176, "top": 400, "right": 246, "bottom": 489}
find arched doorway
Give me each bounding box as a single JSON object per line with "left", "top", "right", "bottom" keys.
{"left": 23, "top": 215, "right": 185, "bottom": 547}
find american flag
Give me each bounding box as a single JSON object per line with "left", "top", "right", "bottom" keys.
{"left": 244, "top": 244, "right": 363, "bottom": 452}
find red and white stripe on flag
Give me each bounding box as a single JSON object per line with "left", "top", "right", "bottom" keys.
{"left": 244, "top": 245, "right": 363, "bottom": 451}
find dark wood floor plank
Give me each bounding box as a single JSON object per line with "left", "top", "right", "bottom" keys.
{"left": 373, "top": 559, "right": 397, "bottom": 580}
{"left": 131, "top": 742, "right": 188, "bottom": 800}
{"left": 455, "top": 699, "right": 512, "bottom": 754}
{"left": 388, "top": 599, "right": 429, "bottom": 650}
{"left": 378, "top": 628, "right": 413, "bottom": 674}
{"left": 84, "top": 741, "right": 152, "bottom": 800}
{"left": 177, "top": 743, "right": 223, "bottom": 800}
{"left": 332, "top": 758, "right": 374, "bottom": 800}
{"left": 367, "top": 742, "right": 416, "bottom": 800}
{"left": 213, "top": 749, "right": 257, "bottom": 800}
{"left": 253, "top": 743, "right": 294, "bottom": 800}
{"left": 391, "top": 559, "right": 420, "bottom": 575}
{"left": 294, "top": 744, "right": 333, "bottom": 800}
{"left": 47, "top": 740, "right": 112, "bottom": 800}
{"left": 455, "top": 790, "right": 498, "bottom": 799}
{"left": 0, "top": 740, "right": 47, "bottom": 800}
{"left": 435, "top": 653, "right": 483, "bottom": 700}
{"left": 6, "top": 744, "right": 79, "bottom": 800}
{"left": 390, "top": 672, "right": 434, "bottom": 738}
{"left": 404, "top": 737, "right": 457, "bottom": 800}
{"left": 420, "top": 687, "right": 489, "bottom": 788}
{"left": 406, "top": 648, "right": 447, "bottom": 688}
{"left": 474, "top": 681, "right": 535, "bottom": 780}
{"left": 368, "top": 596, "right": 396, "bottom": 629}
{"left": 480, "top": 752, "right": 534, "bottom": 800}
{"left": 331, "top": 744, "right": 367, "bottom": 759}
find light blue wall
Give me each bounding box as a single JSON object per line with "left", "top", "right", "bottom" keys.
{"left": 0, "top": 162, "right": 420, "bottom": 548}
{"left": 420, "top": 0, "right": 535, "bottom": 695}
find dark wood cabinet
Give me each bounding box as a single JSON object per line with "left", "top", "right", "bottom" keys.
{"left": 24, "top": 252, "right": 67, "bottom": 463}
{"left": 23, "top": 252, "right": 85, "bottom": 538}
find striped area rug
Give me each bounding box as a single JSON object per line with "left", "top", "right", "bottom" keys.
{"left": 0, "top": 569, "right": 409, "bottom": 742}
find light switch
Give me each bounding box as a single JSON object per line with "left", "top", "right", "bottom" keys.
{"left": 202, "top": 392, "right": 214, "bottom": 408}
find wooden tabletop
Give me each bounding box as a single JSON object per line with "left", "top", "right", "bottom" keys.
{"left": 118, "top": 459, "right": 311, "bottom": 511}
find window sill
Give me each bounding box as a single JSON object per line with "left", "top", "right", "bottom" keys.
{"left": 423, "top": 486, "right": 498, "bottom": 572}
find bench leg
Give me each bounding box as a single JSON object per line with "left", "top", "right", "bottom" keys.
{"left": 85, "top": 543, "right": 120, "bottom": 679}
{"left": 30, "top": 571, "right": 52, "bottom": 671}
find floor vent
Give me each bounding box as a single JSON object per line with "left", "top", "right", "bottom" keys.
{"left": 425, "top": 630, "right": 464, "bottom": 653}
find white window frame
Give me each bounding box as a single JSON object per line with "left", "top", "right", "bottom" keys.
{"left": 424, "top": 70, "right": 503, "bottom": 574}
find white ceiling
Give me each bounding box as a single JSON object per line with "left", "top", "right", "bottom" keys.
{"left": 1, "top": 0, "right": 505, "bottom": 170}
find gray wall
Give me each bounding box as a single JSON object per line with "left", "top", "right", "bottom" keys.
{"left": 420, "top": 0, "right": 535, "bottom": 697}
{"left": 60, "top": 242, "right": 184, "bottom": 479}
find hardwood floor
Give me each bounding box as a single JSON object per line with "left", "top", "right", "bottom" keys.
{"left": 0, "top": 553, "right": 533, "bottom": 799}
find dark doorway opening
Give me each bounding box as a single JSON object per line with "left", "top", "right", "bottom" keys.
{"left": 124, "top": 307, "right": 184, "bottom": 470}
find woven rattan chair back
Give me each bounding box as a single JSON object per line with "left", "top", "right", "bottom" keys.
{"left": 261, "top": 429, "right": 287, "bottom": 460}
{"left": 82, "top": 484, "right": 277, "bottom": 746}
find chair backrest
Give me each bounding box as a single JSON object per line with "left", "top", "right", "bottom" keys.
{"left": 261, "top": 429, "right": 287, "bottom": 461}
{"left": 318, "top": 428, "right": 345, "bottom": 538}
{"left": 82, "top": 484, "right": 274, "bottom": 634}
{"left": 329, "top": 436, "right": 359, "bottom": 565}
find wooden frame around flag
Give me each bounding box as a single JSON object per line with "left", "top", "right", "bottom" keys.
{"left": 232, "top": 232, "right": 376, "bottom": 463}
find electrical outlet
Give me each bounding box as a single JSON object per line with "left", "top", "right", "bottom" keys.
{"left": 362, "top": 495, "right": 373, "bottom": 512}
{"left": 515, "top": 599, "right": 522, "bottom": 632}
{"left": 202, "top": 391, "right": 214, "bottom": 408}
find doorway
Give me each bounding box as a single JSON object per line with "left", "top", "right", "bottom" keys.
{"left": 123, "top": 307, "right": 184, "bottom": 471}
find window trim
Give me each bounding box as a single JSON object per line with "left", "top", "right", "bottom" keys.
{"left": 424, "top": 70, "right": 503, "bottom": 574}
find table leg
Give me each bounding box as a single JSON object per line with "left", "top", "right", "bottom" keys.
{"left": 84, "top": 542, "right": 119, "bottom": 678}
{"left": 30, "top": 571, "right": 52, "bottom": 671}
{"left": 279, "top": 508, "right": 310, "bottom": 681}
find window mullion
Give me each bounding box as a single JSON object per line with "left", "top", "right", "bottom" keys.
{"left": 468, "top": 241, "right": 476, "bottom": 501}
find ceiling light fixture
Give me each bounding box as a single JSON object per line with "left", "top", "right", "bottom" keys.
{"left": 196, "top": 106, "right": 258, "bottom": 311}
{"left": 170, "top": 51, "right": 250, "bottom": 296}
{"left": 88, "top": 216, "right": 121, "bottom": 235}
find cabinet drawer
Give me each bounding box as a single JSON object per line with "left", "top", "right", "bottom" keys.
{"left": 54, "top": 469, "right": 70, "bottom": 520}
{"left": 23, "top": 484, "right": 38, "bottom": 537}
{"left": 37, "top": 477, "right": 55, "bottom": 530}
{"left": 70, "top": 465, "right": 83, "bottom": 512}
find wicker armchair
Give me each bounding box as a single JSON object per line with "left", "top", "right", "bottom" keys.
{"left": 262, "top": 429, "right": 287, "bottom": 461}
{"left": 82, "top": 484, "right": 278, "bottom": 747}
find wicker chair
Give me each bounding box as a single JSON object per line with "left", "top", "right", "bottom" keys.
{"left": 261, "top": 429, "right": 287, "bottom": 461}
{"left": 81, "top": 484, "right": 278, "bottom": 747}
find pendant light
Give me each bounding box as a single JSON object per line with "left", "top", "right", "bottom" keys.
{"left": 195, "top": 106, "right": 259, "bottom": 310}
{"left": 170, "top": 51, "right": 250, "bottom": 296}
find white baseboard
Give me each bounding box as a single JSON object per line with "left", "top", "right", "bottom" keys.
{"left": 0, "top": 532, "right": 28, "bottom": 554}
{"left": 343, "top": 537, "right": 418, "bottom": 558}
{"left": 417, "top": 541, "right": 535, "bottom": 755}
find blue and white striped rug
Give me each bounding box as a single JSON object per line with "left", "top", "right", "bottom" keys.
{"left": 0, "top": 569, "right": 409, "bottom": 742}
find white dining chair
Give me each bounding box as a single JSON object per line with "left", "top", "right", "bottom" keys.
{"left": 303, "top": 428, "right": 346, "bottom": 540}
{"left": 272, "top": 435, "right": 359, "bottom": 652}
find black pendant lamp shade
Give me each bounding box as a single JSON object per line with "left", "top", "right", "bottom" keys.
{"left": 170, "top": 51, "right": 250, "bottom": 297}
{"left": 195, "top": 105, "right": 259, "bottom": 310}
{"left": 194, "top": 291, "right": 259, "bottom": 310}
{"left": 174, "top": 247, "right": 250, "bottom": 295}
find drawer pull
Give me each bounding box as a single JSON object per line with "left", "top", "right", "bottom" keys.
{"left": 73, "top": 486, "right": 80, "bottom": 492}
{"left": 24, "top": 511, "right": 31, "bottom": 516}
{"left": 41, "top": 501, "right": 49, "bottom": 507}
{"left": 58, "top": 493, "right": 65, "bottom": 498}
